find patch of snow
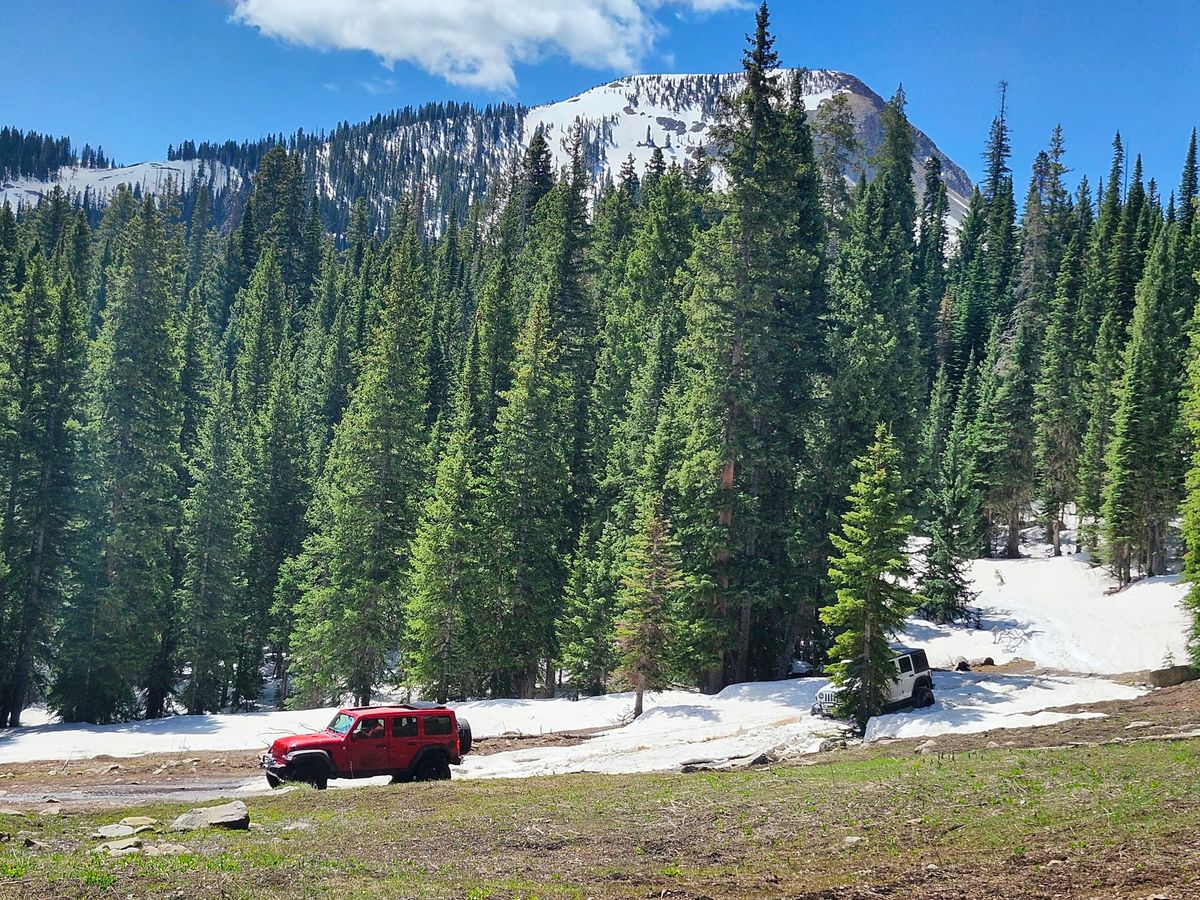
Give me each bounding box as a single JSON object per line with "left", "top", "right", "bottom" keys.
{"left": 902, "top": 551, "right": 1189, "bottom": 674}
{"left": 457, "top": 680, "right": 838, "bottom": 779}
{"left": 864, "top": 671, "right": 1141, "bottom": 741}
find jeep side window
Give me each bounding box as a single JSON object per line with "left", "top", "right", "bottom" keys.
{"left": 910, "top": 650, "right": 929, "bottom": 672}
{"left": 354, "top": 717, "right": 384, "bottom": 739}
{"left": 897, "top": 656, "right": 913, "bottom": 674}
{"left": 393, "top": 716, "right": 418, "bottom": 738}
{"left": 424, "top": 715, "right": 453, "bottom": 736}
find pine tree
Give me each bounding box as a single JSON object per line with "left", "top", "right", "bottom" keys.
{"left": 672, "top": 16, "right": 829, "bottom": 690}
{"left": 288, "top": 224, "right": 429, "bottom": 707}
{"left": 1103, "top": 225, "right": 1177, "bottom": 584}
{"left": 975, "top": 306, "right": 1036, "bottom": 558}
{"left": 1033, "top": 230, "right": 1085, "bottom": 555}
{"left": 477, "top": 296, "right": 568, "bottom": 697}
{"left": 919, "top": 382, "right": 981, "bottom": 623}
{"left": 234, "top": 344, "right": 309, "bottom": 707}
{"left": 0, "top": 263, "right": 86, "bottom": 726}
{"left": 614, "top": 492, "right": 682, "bottom": 719}
{"left": 177, "top": 378, "right": 246, "bottom": 714}
{"left": 52, "top": 199, "right": 183, "bottom": 723}
{"left": 405, "top": 380, "right": 483, "bottom": 703}
{"left": 821, "top": 425, "right": 918, "bottom": 725}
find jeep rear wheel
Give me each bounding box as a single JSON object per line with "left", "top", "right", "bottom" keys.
{"left": 413, "top": 755, "right": 451, "bottom": 782}
{"left": 911, "top": 685, "right": 935, "bottom": 709}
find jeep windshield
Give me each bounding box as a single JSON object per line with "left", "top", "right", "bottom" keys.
{"left": 327, "top": 712, "right": 354, "bottom": 735}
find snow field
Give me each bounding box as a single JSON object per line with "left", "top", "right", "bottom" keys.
{"left": 901, "top": 551, "right": 1189, "bottom": 674}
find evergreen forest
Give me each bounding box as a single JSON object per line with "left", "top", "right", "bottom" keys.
{"left": 4, "top": 4, "right": 1200, "bottom": 727}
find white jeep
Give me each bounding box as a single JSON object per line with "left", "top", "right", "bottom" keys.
{"left": 810, "top": 647, "right": 936, "bottom": 717}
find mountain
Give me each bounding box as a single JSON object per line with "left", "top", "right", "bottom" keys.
{"left": 0, "top": 70, "right": 971, "bottom": 232}
{"left": 0, "top": 158, "right": 240, "bottom": 210}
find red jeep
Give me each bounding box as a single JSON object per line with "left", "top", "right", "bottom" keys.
{"left": 261, "top": 704, "right": 472, "bottom": 789}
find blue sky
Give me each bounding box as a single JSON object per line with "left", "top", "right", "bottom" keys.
{"left": 4, "top": 0, "right": 1199, "bottom": 197}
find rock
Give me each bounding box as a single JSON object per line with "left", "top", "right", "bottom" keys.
{"left": 22, "top": 837, "right": 45, "bottom": 849}
{"left": 985, "top": 741, "right": 1001, "bottom": 749}
{"left": 144, "top": 842, "right": 189, "bottom": 857}
{"left": 818, "top": 738, "right": 847, "bottom": 753}
{"left": 170, "top": 800, "right": 250, "bottom": 832}
{"left": 954, "top": 658, "right": 971, "bottom": 672}
{"left": 0, "top": 808, "right": 26, "bottom": 817}
{"left": 1125, "top": 720, "right": 1154, "bottom": 730}
{"left": 208, "top": 758, "right": 226, "bottom": 766}
{"left": 914, "top": 740, "right": 938, "bottom": 755}
{"left": 41, "top": 797, "right": 60, "bottom": 804}
{"left": 843, "top": 835, "right": 865, "bottom": 845}
{"left": 96, "top": 763, "right": 121, "bottom": 775}
{"left": 152, "top": 766, "right": 168, "bottom": 775}
{"left": 1149, "top": 665, "right": 1200, "bottom": 688}
{"left": 119, "top": 816, "right": 159, "bottom": 828}
{"left": 282, "top": 821, "right": 313, "bottom": 831}
{"left": 924, "top": 863, "right": 940, "bottom": 872}
{"left": 905, "top": 817, "right": 923, "bottom": 826}
{"left": 91, "top": 824, "right": 135, "bottom": 839}
{"left": 94, "top": 837, "right": 143, "bottom": 856}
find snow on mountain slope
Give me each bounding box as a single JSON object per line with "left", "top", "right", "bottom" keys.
{"left": 901, "top": 551, "right": 1190, "bottom": 674}
{"left": 0, "top": 159, "right": 240, "bottom": 210}
{"left": 524, "top": 70, "right": 972, "bottom": 224}
{"left": 2, "top": 70, "right": 971, "bottom": 229}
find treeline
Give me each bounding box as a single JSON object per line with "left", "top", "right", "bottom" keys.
{"left": 0, "top": 126, "right": 112, "bottom": 181}
{"left": 1, "top": 5, "right": 1199, "bottom": 727}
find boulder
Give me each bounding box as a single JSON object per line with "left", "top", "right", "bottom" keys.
{"left": 170, "top": 800, "right": 249, "bottom": 832}
{"left": 93, "top": 837, "right": 142, "bottom": 856}
{"left": 119, "top": 816, "right": 158, "bottom": 828}
{"left": 91, "top": 824, "right": 135, "bottom": 839}
{"left": 1149, "top": 665, "right": 1200, "bottom": 689}
{"left": 145, "top": 842, "right": 189, "bottom": 857}
{"left": 0, "top": 808, "right": 26, "bottom": 817}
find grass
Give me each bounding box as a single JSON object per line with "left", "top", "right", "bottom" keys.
{"left": 2, "top": 740, "right": 1199, "bottom": 898}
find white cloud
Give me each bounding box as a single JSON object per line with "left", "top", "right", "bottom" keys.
{"left": 231, "top": 0, "right": 747, "bottom": 91}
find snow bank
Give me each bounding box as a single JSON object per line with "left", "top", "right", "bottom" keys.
{"left": 901, "top": 553, "right": 1189, "bottom": 674}
{"left": 0, "top": 706, "right": 338, "bottom": 764}
{"left": 457, "top": 680, "right": 838, "bottom": 779}
{"left": 864, "top": 671, "right": 1142, "bottom": 742}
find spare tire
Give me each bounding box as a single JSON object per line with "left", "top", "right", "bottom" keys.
{"left": 458, "top": 717, "right": 473, "bottom": 756}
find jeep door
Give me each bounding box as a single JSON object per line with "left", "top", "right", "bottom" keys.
{"left": 349, "top": 716, "right": 390, "bottom": 774}
{"left": 389, "top": 715, "right": 421, "bottom": 771}
{"left": 891, "top": 655, "right": 917, "bottom": 703}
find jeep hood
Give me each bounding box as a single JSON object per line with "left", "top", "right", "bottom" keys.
{"left": 270, "top": 731, "right": 339, "bottom": 756}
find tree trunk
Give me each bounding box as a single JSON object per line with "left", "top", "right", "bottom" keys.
{"left": 633, "top": 676, "right": 645, "bottom": 719}
{"left": 1005, "top": 508, "right": 1021, "bottom": 559}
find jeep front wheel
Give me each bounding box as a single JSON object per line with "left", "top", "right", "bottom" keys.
{"left": 265, "top": 771, "right": 282, "bottom": 789}
{"left": 299, "top": 766, "right": 328, "bottom": 790}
